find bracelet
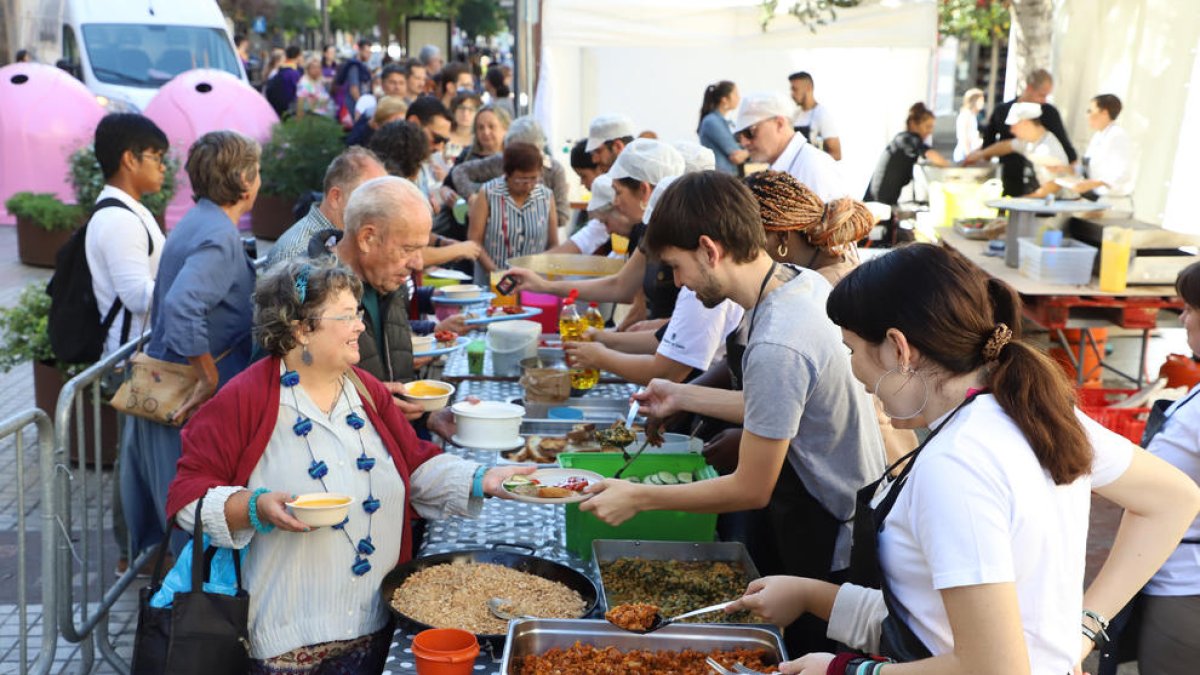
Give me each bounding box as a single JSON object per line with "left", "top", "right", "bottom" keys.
{"left": 1082, "top": 623, "right": 1110, "bottom": 652}
{"left": 844, "top": 656, "right": 892, "bottom": 675}
{"left": 248, "top": 487, "right": 275, "bottom": 533}
{"left": 471, "top": 466, "right": 488, "bottom": 499}
{"left": 1082, "top": 608, "right": 1110, "bottom": 632}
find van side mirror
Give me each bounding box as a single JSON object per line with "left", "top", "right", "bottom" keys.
{"left": 56, "top": 59, "right": 81, "bottom": 80}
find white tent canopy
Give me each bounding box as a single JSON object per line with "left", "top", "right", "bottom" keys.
{"left": 535, "top": 0, "right": 939, "bottom": 194}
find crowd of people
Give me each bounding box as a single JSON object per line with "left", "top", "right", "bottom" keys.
{"left": 69, "top": 45, "right": 1199, "bottom": 675}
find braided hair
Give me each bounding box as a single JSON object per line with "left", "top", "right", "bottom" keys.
{"left": 744, "top": 170, "right": 873, "bottom": 257}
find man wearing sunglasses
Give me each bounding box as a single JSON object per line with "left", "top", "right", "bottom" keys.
{"left": 405, "top": 97, "right": 456, "bottom": 211}
{"left": 733, "top": 92, "right": 848, "bottom": 202}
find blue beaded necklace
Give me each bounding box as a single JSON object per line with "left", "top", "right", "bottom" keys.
{"left": 281, "top": 367, "right": 380, "bottom": 576}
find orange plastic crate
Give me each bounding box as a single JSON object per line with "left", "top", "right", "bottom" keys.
{"left": 1076, "top": 388, "right": 1150, "bottom": 445}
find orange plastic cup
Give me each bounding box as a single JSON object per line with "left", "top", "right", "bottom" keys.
{"left": 412, "top": 628, "right": 480, "bottom": 675}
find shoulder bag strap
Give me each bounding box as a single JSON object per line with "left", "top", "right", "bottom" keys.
{"left": 190, "top": 496, "right": 206, "bottom": 592}
{"left": 346, "top": 369, "right": 378, "bottom": 417}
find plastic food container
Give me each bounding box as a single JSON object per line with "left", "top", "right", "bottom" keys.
{"left": 401, "top": 380, "right": 455, "bottom": 411}
{"left": 411, "top": 335, "right": 435, "bottom": 353}
{"left": 487, "top": 320, "right": 541, "bottom": 377}
{"left": 558, "top": 453, "right": 718, "bottom": 560}
{"left": 412, "top": 628, "right": 479, "bottom": 675}
{"left": 1017, "top": 237, "right": 1098, "bottom": 285}
{"left": 286, "top": 493, "right": 354, "bottom": 528}
{"left": 440, "top": 284, "right": 483, "bottom": 299}
{"left": 452, "top": 400, "right": 525, "bottom": 447}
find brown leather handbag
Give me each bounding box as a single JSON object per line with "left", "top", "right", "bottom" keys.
{"left": 110, "top": 350, "right": 229, "bottom": 427}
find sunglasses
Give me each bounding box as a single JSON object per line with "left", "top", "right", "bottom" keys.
{"left": 735, "top": 121, "right": 762, "bottom": 142}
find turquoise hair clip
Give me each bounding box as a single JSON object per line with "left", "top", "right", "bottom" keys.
{"left": 295, "top": 264, "right": 311, "bottom": 304}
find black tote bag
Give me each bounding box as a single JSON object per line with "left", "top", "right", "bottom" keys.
{"left": 130, "top": 497, "right": 252, "bottom": 674}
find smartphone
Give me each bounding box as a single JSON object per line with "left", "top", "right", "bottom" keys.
{"left": 495, "top": 273, "right": 519, "bottom": 296}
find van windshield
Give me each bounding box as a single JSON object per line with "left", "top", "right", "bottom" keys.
{"left": 82, "top": 24, "right": 240, "bottom": 88}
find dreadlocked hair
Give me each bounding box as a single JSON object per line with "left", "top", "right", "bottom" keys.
{"left": 743, "top": 170, "right": 874, "bottom": 257}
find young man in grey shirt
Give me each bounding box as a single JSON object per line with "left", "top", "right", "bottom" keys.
{"left": 581, "top": 171, "right": 885, "bottom": 653}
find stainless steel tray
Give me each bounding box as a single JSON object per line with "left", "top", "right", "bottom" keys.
{"left": 517, "top": 421, "right": 701, "bottom": 454}
{"left": 513, "top": 396, "right": 636, "bottom": 421}
{"left": 592, "top": 540, "right": 762, "bottom": 612}
{"left": 499, "top": 619, "right": 785, "bottom": 673}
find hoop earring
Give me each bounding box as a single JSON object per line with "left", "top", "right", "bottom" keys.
{"left": 777, "top": 234, "right": 789, "bottom": 258}
{"left": 872, "top": 367, "right": 929, "bottom": 420}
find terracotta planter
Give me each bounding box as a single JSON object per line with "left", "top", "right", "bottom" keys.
{"left": 33, "top": 360, "right": 119, "bottom": 467}
{"left": 250, "top": 193, "right": 296, "bottom": 241}
{"left": 16, "top": 216, "right": 77, "bottom": 268}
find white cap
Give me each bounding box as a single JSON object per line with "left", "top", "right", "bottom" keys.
{"left": 673, "top": 141, "right": 716, "bottom": 173}
{"left": 585, "top": 114, "right": 636, "bottom": 153}
{"left": 1005, "top": 101, "right": 1043, "bottom": 125}
{"left": 734, "top": 92, "right": 793, "bottom": 134}
{"left": 643, "top": 175, "right": 678, "bottom": 223}
{"left": 588, "top": 174, "right": 615, "bottom": 213}
{"left": 606, "top": 138, "right": 686, "bottom": 186}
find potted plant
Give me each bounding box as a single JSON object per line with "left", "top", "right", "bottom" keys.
{"left": 0, "top": 284, "right": 117, "bottom": 465}
{"left": 5, "top": 192, "right": 84, "bottom": 268}
{"left": 253, "top": 114, "right": 345, "bottom": 240}
{"left": 68, "top": 144, "right": 180, "bottom": 231}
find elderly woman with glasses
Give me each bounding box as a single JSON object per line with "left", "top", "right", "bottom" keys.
{"left": 467, "top": 142, "right": 558, "bottom": 283}
{"left": 166, "top": 258, "right": 531, "bottom": 673}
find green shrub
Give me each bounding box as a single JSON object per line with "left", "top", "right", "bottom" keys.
{"left": 260, "top": 114, "right": 345, "bottom": 199}
{"left": 0, "top": 283, "right": 85, "bottom": 375}
{"left": 68, "top": 144, "right": 180, "bottom": 218}
{"left": 4, "top": 192, "right": 82, "bottom": 232}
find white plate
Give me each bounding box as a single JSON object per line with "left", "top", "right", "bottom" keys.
{"left": 450, "top": 434, "right": 525, "bottom": 451}
{"left": 413, "top": 336, "right": 470, "bottom": 358}
{"left": 502, "top": 468, "right": 604, "bottom": 504}
{"left": 431, "top": 292, "right": 497, "bottom": 306}
{"left": 426, "top": 268, "right": 472, "bottom": 281}
{"left": 463, "top": 306, "right": 543, "bottom": 326}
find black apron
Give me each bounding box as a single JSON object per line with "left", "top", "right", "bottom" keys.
{"left": 847, "top": 393, "right": 982, "bottom": 661}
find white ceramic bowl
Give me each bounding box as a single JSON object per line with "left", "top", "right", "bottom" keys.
{"left": 441, "top": 284, "right": 482, "bottom": 299}
{"left": 401, "top": 379, "right": 456, "bottom": 411}
{"left": 411, "top": 335, "right": 435, "bottom": 353}
{"left": 452, "top": 400, "right": 525, "bottom": 448}
{"left": 286, "top": 493, "right": 354, "bottom": 528}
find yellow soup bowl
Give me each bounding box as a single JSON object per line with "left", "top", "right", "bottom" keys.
{"left": 286, "top": 493, "right": 354, "bottom": 528}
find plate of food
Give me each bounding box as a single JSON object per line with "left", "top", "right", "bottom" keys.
{"left": 413, "top": 333, "right": 469, "bottom": 358}
{"left": 502, "top": 468, "right": 603, "bottom": 504}
{"left": 464, "top": 305, "right": 543, "bottom": 326}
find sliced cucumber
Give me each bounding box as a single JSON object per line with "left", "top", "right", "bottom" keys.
{"left": 657, "top": 470, "right": 678, "bottom": 485}
{"left": 693, "top": 469, "right": 707, "bottom": 482}
{"left": 677, "top": 471, "right": 693, "bottom": 483}
{"left": 626, "top": 476, "right": 641, "bottom": 484}
{"left": 645, "top": 474, "right": 662, "bottom": 485}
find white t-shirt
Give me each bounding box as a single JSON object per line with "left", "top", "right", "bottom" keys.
{"left": 771, "top": 132, "right": 849, "bottom": 203}
{"left": 656, "top": 288, "right": 744, "bottom": 372}
{"left": 1144, "top": 383, "right": 1200, "bottom": 596}
{"left": 1012, "top": 131, "right": 1069, "bottom": 186}
{"left": 953, "top": 109, "right": 983, "bottom": 162}
{"left": 1083, "top": 124, "right": 1135, "bottom": 197}
{"left": 878, "top": 395, "right": 1134, "bottom": 673}
{"left": 84, "top": 185, "right": 165, "bottom": 356}
{"left": 354, "top": 93, "right": 377, "bottom": 121}
{"left": 792, "top": 103, "right": 840, "bottom": 144}
{"left": 569, "top": 218, "right": 610, "bottom": 255}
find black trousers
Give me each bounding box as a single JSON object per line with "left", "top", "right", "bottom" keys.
{"left": 746, "top": 459, "right": 842, "bottom": 657}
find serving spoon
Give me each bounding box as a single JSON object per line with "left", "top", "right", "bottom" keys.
{"left": 487, "top": 597, "right": 534, "bottom": 621}
{"left": 616, "top": 600, "right": 739, "bottom": 634}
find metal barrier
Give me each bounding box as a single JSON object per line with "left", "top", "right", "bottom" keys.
{"left": 53, "top": 335, "right": 149, "bottom": 674}
{"left": 1, "top": 407, "right": 57, "bottom": 675}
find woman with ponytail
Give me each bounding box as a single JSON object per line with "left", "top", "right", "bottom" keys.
{"left": 726, "top": 243, "right": 1200, "bottom": 675}
{"left": 864, "top": 102, "right": 950, "bottom": 206}
{"left": 698, "top": 80, "right": 749, "bottom": 175}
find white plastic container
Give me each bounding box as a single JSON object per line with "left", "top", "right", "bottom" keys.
{"left": 452, "top": 400, "right": 525, "bottom": 448}
{"left": 487, "top": 320, "right": 541, "bottom": 377}
{"left": 1017, "top": 237, "right": 1098, "bottom": 286}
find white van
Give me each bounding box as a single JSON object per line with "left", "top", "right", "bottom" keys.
{"left": 55, "top": 0, "right": 245, "bottom": 112}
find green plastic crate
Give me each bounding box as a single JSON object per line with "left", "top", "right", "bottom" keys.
{"left": 558, "top": 452, "right": 718, "bottom": 560}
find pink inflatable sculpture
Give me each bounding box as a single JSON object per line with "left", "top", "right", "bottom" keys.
{"left": 0, "top": 63, "right": 105, "bottom": 224}
{"left": 143, "top": 69, "right": 278, "bottom": 230}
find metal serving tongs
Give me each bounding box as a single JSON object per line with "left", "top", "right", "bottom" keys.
{"left": 706, "top": 657, "right": 772, "bottom": 675}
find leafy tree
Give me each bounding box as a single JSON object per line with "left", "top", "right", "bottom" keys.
{"left": 758, "top": 1, "right": 861, "bottom": 32}
{"left": 456, "top": 0, "right": 509, "bottom": 40}
{"left": 940, "top": 0, "right": 1010, "bottom": 113}
{"left": 276, "top": 0, "right": 320, "bottom": 37}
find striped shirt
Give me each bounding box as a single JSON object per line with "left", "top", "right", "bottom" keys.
{"left": 481, "top": 176, "right": 553, "bottom": 268}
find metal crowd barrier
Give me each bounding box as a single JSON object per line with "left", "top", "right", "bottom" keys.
{"left": 1, "top": 407, "right": 57, "bottom": 675}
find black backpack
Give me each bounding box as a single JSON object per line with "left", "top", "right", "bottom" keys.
{"left": 264, "top": 66, "right": 296, "bottom": 116}
{"left": 333, "top": 59, "right": 370, "bottom": 89}
{"left": 47, "top": 198, "right": 154, "bottom": 364}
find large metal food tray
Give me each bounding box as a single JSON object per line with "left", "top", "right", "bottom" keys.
{"left": 515, "top": 396, "right": 635, "bottom": 421}
{"left": 518, "top": 421, "right": 701, "bottom": 454}
{"left": 592, "top": 540, "right": 762, "bottom": 612}
{"left": 499, "top": 619, "right": 786, "bottom": 673}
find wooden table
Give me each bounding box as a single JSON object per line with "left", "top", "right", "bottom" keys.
{"left": 940, "top": 228, "right": 1182, "bottom": 386}
{"left": 985, "top": 197, "right": 1110, "bottom": 268}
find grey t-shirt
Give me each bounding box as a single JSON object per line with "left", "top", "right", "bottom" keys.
{"left": 742, "top": 266, "right": 886, "bottom": 570}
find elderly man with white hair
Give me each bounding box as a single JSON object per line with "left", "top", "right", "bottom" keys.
{"left": 734, "top": 92, "right": 848, "bottom": 201}
{"left": 448, "top": 116, "right": 571, "bottom": 228}
{"left": 326, "top": 176, "right": 436, "bottom": 420}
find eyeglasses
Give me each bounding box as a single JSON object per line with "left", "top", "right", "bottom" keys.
{"left": 140, "top": 152, "right": 166, "bottom": 166}
{"left": 735, "top": 122, "right": 762, "bottom": 142}
{"left": 314, "top": 309, "right": 365, "bottom": 323}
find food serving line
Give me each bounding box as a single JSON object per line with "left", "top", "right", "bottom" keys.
{"left": 382, "top": 275, "right": 787, "bottom": 674}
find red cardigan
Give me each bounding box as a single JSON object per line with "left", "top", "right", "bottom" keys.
{"left": 167, "top": 356, "right": 443, "bottom": 564}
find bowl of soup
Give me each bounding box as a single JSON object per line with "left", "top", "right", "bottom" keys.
{"left": 287, "top": 493, "right": 354, "bottom": 527}
{"left": 401, "top": 379, "right": 456, "bottom": 411}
